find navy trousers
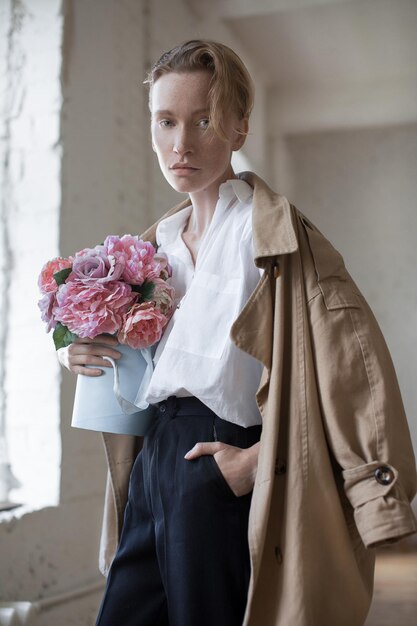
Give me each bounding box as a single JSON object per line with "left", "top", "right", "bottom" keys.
{"left": 95, "top": 396, "right": 262, "bottom": 626}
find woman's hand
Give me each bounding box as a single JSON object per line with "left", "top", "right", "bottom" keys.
{"left": 184, "top": 441, "right": 260, "bottom": 497}
{"left": 57, "top": 335, "right": 121, "bottom": 377}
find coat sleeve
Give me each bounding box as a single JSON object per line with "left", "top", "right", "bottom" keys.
{"left": 301, "top": 217, "right": 417, "bottom": 548}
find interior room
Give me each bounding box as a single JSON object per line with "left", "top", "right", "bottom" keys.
{"left": 1, "top": 0, "right": 416, "bottom": 624}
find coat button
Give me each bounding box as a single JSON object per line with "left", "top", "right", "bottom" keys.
{"left": 273, "top": 262, "right": 280, "bottom": 279}
{"left": 275, "top": 460, "right": 287, "bottom": 475}
{"left": 374, "top": 465, "right": 394, "bottom": 485}
{"left": 274, "top": 546, "right": 283, "bottom": 564}
{"left": 159, "top": 403, "right": 166, "bottom": 413}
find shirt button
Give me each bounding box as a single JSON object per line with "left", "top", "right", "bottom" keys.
{"left": 374, "top": 465, "right": 394, "bottom": 485}
{"left": 159, "top": 403, "right": 166, "bottom": 413}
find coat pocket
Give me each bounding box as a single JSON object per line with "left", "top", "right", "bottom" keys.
{"left": 319, "top": 278, "right": 361, "bottom": 311}
{"left": 299, "top": 213, "right": 361, "bottom": 311}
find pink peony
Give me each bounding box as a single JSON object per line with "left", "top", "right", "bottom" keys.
{"left": 38, "top": 292, "right": 57, "bottom": 332}
{"left": 38, "top": 257, "right": 72, "bottom": 294}
{"left": 104, "top": 235, "right": 157, "bottom": 285}
{"left": 53, "top": 280, "right": 137, "bottom": 338}
{"left": 154, "top": 253, "right": 173, "bottom": 280}
{"left": 70, "top": 246, "right": 123, "bottom": 283}
{"left": 151, "top": 278, "right": 175, "bottom": 316}
{"left": 142, "top": 261, "right": 161, "bottom": 282}
{"left": 117, "top": 302, "right": 167, "bottom": 349}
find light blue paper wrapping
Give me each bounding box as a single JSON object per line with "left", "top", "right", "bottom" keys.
{"left": 71, "top": 343, "right": 156, "bottom": 436}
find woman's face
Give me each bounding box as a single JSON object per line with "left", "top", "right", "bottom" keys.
{"left": 150, "top": 71, "right": 247, "bottom": 197}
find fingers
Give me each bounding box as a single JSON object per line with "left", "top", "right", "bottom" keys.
{"left": 69, "top": 354, "right": 115, "bottom": 368}
{"left": 57, "top": 335, "right": 121, "bottom": 375}
{"left": 66, "top": 338, "right": 122, "bottom": 375}
{"left": 72, "top": 364, "right": 104, "bottom": 377}
{"left": 184, "top": 441, "right": 226, "bottom": 460}
{"left": 68, "top": 342, "right": 121, "bottom": 361}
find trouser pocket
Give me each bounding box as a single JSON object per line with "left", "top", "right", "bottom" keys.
{"left": 204, "top": 416, "right": 262, "bottom": 501}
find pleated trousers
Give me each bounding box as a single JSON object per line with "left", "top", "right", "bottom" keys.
{"left": 95, "top": 395, "right": 262, "bottom": 626}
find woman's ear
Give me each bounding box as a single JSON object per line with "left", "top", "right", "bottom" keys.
{"left": 232, "top": 118, "right": 249, "bottom": 151}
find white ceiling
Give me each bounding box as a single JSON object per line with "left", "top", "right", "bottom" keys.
{"left": 193, "top": 0, "right": 417, "bottom": 90}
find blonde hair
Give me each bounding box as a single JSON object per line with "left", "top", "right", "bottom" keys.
{"left": 145, "top": 40, "right": 254, "bottom": 140}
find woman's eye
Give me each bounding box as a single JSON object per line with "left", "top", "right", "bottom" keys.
{"left": 198, "top": 118, "right": 210, "bottom": 129}
{"left": 159, "top": 120, "right": 173, "bottom": 128}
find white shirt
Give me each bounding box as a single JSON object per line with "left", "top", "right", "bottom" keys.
{"left": 144, "top": 178, "right": 263, "bottom": 427}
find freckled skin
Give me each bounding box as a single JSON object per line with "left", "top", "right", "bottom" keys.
{"left": 150, "top": 71, "right": 247, "bottom": 212}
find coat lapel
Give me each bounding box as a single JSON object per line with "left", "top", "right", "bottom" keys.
{"left": 239, "top": 171, "right": 299, "bottom": 263}
{"left": 230, "top": 172, "right": 298, "bottom": 369}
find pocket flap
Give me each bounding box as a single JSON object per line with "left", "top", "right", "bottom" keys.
{"left": 319, "top": 279, "right": 360, "bottom": 310}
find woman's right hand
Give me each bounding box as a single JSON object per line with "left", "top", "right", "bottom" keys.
{"left": 57, "top": 335, "right": 122, "bottom": 377}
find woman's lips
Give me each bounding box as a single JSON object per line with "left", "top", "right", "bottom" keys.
{"left": 170, "top": 165, "right": 199, "bottom": 175}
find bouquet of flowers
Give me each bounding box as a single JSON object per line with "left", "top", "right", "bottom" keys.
{"left": 38, "top": 235, "right": 175, "bottom": 436}
{"left": 38, "top": 235, "right": 174, "bottom": 350}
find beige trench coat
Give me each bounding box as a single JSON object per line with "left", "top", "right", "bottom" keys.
{"left": 98, "top": 172, "right": 417, "bottom": 626}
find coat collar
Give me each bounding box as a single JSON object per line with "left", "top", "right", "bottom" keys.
{"left": 238, "top": 171, "right": 299, "bottom": 266}
{"left": 140, "top": 172, "right": 299, "bottom": 264}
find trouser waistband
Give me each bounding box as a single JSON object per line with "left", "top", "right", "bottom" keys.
{"left": 154, "top": 396, "right": 218, "bottom": 418}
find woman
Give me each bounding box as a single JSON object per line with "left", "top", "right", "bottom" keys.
{"left": 59, "top": 41, "right": 417, "bottom": 626}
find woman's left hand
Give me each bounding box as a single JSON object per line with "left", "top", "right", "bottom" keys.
{"left": 184, "top": 441, "right": 260, "bottom": 497}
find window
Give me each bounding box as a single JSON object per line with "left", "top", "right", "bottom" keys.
{"left": 0, "top": 0, "right": 63, "bottom": 516}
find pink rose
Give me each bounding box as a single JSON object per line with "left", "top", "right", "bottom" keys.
{"left": 38, "top": 257, "right": 72, "bottom": 294}
{"left": 151, "top": 278, "right": 175, "bottom": 316}
{"left": 117, "top": 302, "right": 167, "bottom": 349}
{"left": 53, "top": 280, "right": 137, "bottom": 338}
{"left": 38, "top": 292, "right": 57, "bottom": 332}
{"left": 70, "top": 246, "right": 123, "bottom": 283}
{"left": 104, "top": 235, "right": 157, "bottom": 285}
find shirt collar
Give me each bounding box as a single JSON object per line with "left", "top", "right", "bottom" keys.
{"left": 156, "top": 204, "right": 192, "bottom": 248}
{"left": 156, "top": 177, "right": 253, "bottom": 248}
{"left": 219, "top": 177, "right": 254, "bottom": 204}
{"left": 142, "top": 172, "right": 298, "bottom": 262}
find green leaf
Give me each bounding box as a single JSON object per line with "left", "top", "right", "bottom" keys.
{"left": 138, "top": 281, "right": 155, "bottom": 301}
{"left": 53, "top": 323, "right": 78, "bottom": 350}
{"left": 54, "top": 267, "right": 72, "bottom": 286}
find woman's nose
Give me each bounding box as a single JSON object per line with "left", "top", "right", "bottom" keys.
{"left": 173, "top": 127, "right": 193, "bottom": 157}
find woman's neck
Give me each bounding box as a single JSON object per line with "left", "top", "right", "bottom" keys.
{"left": 186, "top": 168, "right": 236, "bottom": 237}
